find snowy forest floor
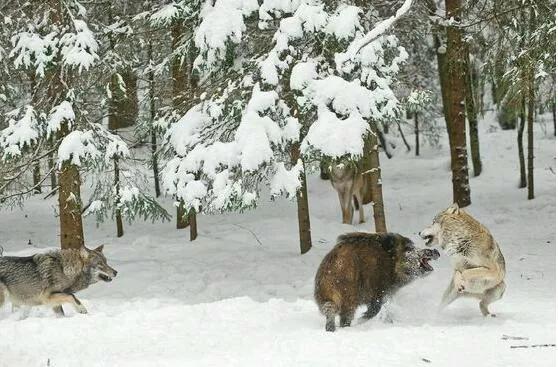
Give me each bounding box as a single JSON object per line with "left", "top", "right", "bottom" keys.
{"left": 0, "top": 117, "right": 556, "bottom": 367}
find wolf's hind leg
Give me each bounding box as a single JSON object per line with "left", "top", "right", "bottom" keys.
{"left": 353, "top": 189, "right": 365, "bottom": 224}
{"left": 439, "top": 276, "right": 460, "bottom": 311}
{"left": 52, "top": 305, "right": 65, "bottom": 317}
{"left": 479, "top": 281, "right": 506, "bottom": 317}
{"left": 458, "top": 267, "right": 503, "bottom": 294}
{"left": 45, "top": 293, "right": 88, "bottom": 314}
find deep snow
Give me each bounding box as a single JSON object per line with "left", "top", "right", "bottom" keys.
{"left": 0, "top": 117, "right": 555, "bottom": 366}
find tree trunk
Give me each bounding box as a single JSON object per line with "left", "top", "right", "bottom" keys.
{"left": 445, "top": 0, "right": 471, "bottom": 207}
{"left": 527, "top": 7, "right": 536, "bottom": 200}
{"left": 396, "top": 121, "right": 411, "bottom": 152}
{"left": 527, "top": 70, "right": 535, "bottom": 200}
{"left": 517, "top": 97, "right": 527, "bottom": 188}
{"left": 176, "top": 204, "right": 189, "bottom": 229}
{"left": 171, "top": 21, "right": 193, "bottom": 231}
{"left": 48, "top": 149, "right": 57, "bottom": 191}
{"left": 58, "top": 161, "right": 84, "bottom": 249}
{"left": 33, "top": 162, "right": 41, "bottom": 194}
{"left": 551, "top": 52, "right": 556, "bottom": 136}
{"left": 414, "top": 112, "right": 420, "bottom": 156}
{"left": 189, "top": 208, "right": 198, "bottom": 241}
{"left": 291, "top": 144, "right": 312, "bottom": 254}
{"left": 148, "top": 43, "right": 161, "bottom": 197}
{"left": 376, "top": 128, "right": 393, "bottom": 159}
{"left": 553, "top": 95, "right": 556, "bottom": 137}
{"left": 370, "top": 129, "right": 387, "bottom": 233}
{"left": 426, "top": 0, "right": 453, "bottom": 163}
{"left": 44, "top": 0, "right": 84, "bottom": 249}
{"left": 464, "top": 50, "right": 482, "bottom": 176}
{"left": 114, "top": 157, "right": 124, "bottom": 237}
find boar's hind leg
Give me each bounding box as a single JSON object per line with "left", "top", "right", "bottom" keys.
{"left": 363, "top": 298, "right": 383, "bottom": 320}
{"left": 325, "top": 315, "right": 336, "bottom": 332}
{"left": 321, "top": 301, "right": 338, "bottom": 332}
{"left": 339, "top": 307, "right": 355, "bottom": 328}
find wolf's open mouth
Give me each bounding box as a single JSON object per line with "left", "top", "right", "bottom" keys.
{"left": 98, "top": 274, "right": 113, "bottom": 282}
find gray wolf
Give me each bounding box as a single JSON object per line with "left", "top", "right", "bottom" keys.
{"left": 314, "top": 232, "right": 439, "bottom": 331}
{"left": 329, "top": 162, "right": 372, "bottom": 224}
{"left": 0, "top": 245, "right": 117, "bottom": 316}
{"left": 419, "top": 203, "right": 506, "bottom": 316}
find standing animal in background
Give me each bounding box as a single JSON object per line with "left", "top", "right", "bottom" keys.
{"left": 419, "top": 203, "right": 506, "bottom": 317}
{"left": 0, "top": 245, "right": 117, "bottom": 316}
{"left": 329, "top": 163, "right": 372, "bottom": 224}
{"left": 314, "top": 232, "right": 440, "bottom": 332}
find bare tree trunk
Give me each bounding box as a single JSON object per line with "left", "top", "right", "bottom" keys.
{"left": 58, "top": 161, "right": 84, "bottom": 249}
{"left": 464, "top": 50, "right": 482, "bottom": 177}
{"left": 551, "top": 52, "right": 556, "bottom": 136}
{"left": 33, "top": 163, "right": 41, "bottom": 194}
{"left": 553, "top": 94, "right": 556, "bottom": 137}
{"left": 189, "top": 208, "right": 198, "bottom": 241}
{"left": 527, "top": 8, "right": 536, "bottom": 200}
{"left": 376, "top": 128, "right": 393, "bottom": 159}
{"left": 527, "top": 70, "right": 535, "bottom": 200}
{"left": 148, "top": 43, "right": 161, "bottom": 197}
{"left": 414, "top": 112, "right": 420, "bottom": 156}
{"left": 114, "top": 157, "right": 124, "bottom": 237}
{"left": 370, "top": 129, "right": 387, "bottom": 233}
{"left": 396, "top": 121, "right": 411, "bottom": 152}
{"left": 517, "top": 97, "right": 527, "bottom": 188}
{"left": 445, "top": 0, "right": 471, "bottom": 207}
{"left": 291, "top": 144, "right": 312, "bottom": 254}
{"left": 48, "top": 148, "right": 57, "bottom": 191}
{"left": 426, "top": 0, "right": 453, "bottom": 164}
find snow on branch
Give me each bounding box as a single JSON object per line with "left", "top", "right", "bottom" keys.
{"left": 0, "top": 106, "right": 39, "bottom": 158}
{"left": 337, "top": 0, "right": 413, "bottom": 67}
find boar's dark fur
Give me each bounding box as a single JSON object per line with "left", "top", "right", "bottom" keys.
{"left": 314, "top": 232, "right": 438, "bottom": 332}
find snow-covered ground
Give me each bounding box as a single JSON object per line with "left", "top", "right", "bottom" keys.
{"left": 0, "top": 118, "right": 555, "bottom": 366}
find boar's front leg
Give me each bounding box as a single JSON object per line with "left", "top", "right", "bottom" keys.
{"left": 362, "top": 297, "right": 383, "bottom": 320}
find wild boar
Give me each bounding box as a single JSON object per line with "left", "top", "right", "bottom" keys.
{"left": 314, "top": 232, "right": 439, "bottom": 331}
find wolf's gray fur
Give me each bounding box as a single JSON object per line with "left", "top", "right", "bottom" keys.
{"left": 329, "top": 163, "right": 371, "bottom": 224}
{"left": 0, "top": 245, "right": 117, "bottom": 316}
{"left": 420, "top": 203, "right": 506, "bottom": 316}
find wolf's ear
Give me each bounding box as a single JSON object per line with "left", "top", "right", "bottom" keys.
{"left": 446, "top": 203, "right": 460, "bottom": 214}
{"left": 94, "top": 244, "right": 104, "bottom": 253}
{"left": 79, "top": 246, "right": 89, "bottom": 258}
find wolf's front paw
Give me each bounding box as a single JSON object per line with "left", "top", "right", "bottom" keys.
{"left": 454, "top": 271, "right": 466, "bottom": 293}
